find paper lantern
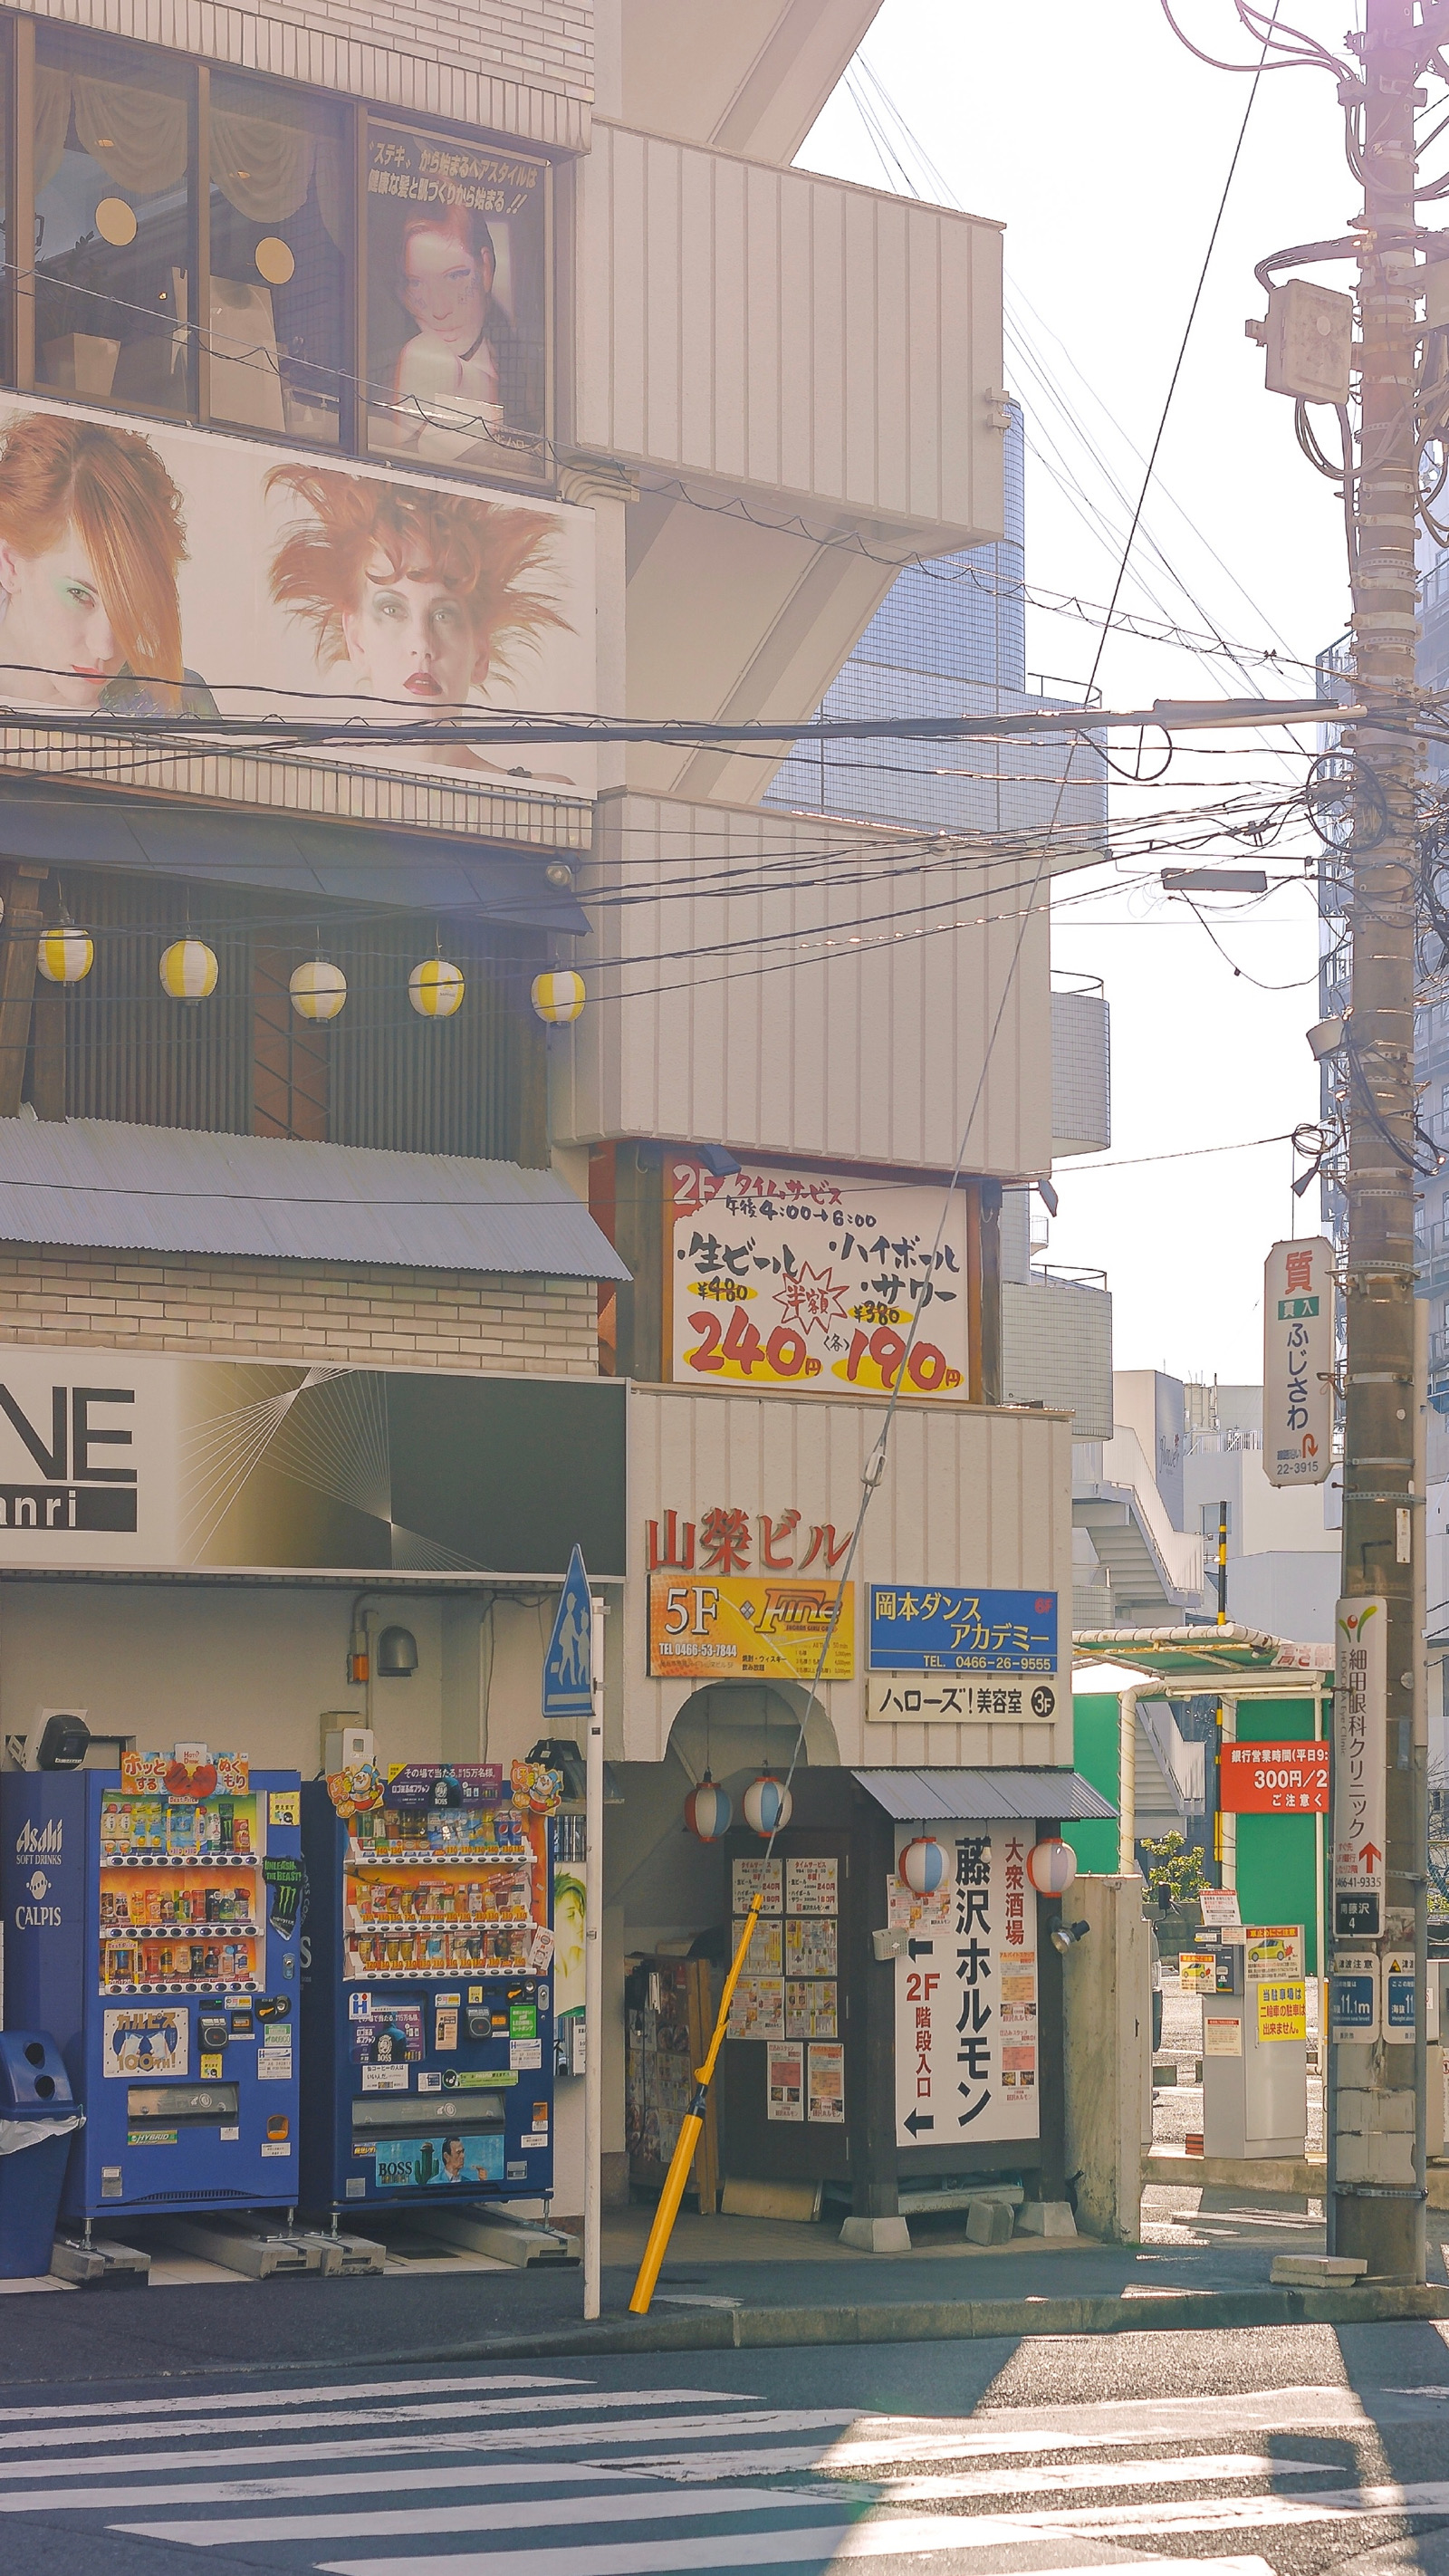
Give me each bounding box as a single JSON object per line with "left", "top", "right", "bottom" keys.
{"left": 899, "top": 1836, "right": 945, "bottom": 1896}
{"left": 531, "top": 968, "right": 585, "bottom": 1025}
{"left": 158, "top": 937, "right": 219, "bottom": 1003}
{"left": 35, "top": 927, "right": 92, "bottom": 985}
{"left": 1026, "top": 1836, "right": 1078, "bottom": 1897}
{"left": 290, "top": 958, "right": 347, "bottom": 1022}
{"left": 684, "top": 1773, "right": 733, "bottom": 1843}
{"left": 742, "top": 1773, "right": 792, "bottom": 1838}
{"left": 408, "top": 957, "right": 465, "bottom": 1020}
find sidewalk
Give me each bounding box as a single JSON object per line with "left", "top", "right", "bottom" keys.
{"left": 0, "top": 2187, "right": 1444, "bottom": 2390}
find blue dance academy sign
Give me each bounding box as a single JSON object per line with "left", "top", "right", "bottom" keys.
{"left": 868, "top": 1587, "right": 1058, "bottom": 1675}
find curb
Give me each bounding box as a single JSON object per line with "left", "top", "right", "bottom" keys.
{"left": 4, "top": 2280, "right": 1446, "bottom": 2390}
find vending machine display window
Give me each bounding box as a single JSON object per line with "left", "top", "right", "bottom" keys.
{"left": 97, "top": 1790, "right": 264, "bottom": 1995}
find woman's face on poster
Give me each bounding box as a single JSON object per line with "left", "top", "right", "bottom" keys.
{"left": 0, "top": 523, "right": 120, "bottom": 707}
{"left": 398, "top": 226, "right": 492, "bottom": 354}
{"left": 341, "top": 554, "right": 483, "bottom": 708}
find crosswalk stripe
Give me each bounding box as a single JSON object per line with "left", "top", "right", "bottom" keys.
{"left": 120, "top": 2471, "right": 1448, "bottom": 2555}
{"left": 0, "top": 2383, "right": 748, "bottom": 2456}
{"left": 316, "top": 2533, "right": 1280, "bottom": 2575}
{"left": 0, "top": 2371, "right": 577, "bottom": 2426}
{"left": 0, "top": 2446, "right": 1326, "bottom": 2518}
{"left": 0, "top": 2407, "right": 868, "bottom": 2485}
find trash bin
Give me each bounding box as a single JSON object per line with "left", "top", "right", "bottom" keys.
{"left": 0, "top": 2033, "right": 84, "bottom": 2279}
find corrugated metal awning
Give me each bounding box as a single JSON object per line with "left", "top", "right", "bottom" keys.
{"left": 0, "top": 777, "right": 589, "bottom": 933}
{"left": 851, "top": 1768, "right": 1117, "bottom": 1822}
{"left": 0, "top": 1115, "right": 630, "bottom": 1279}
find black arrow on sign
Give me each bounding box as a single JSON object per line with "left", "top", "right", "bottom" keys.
{"left": 907, "top": 1938, "right": 936, "bottom": 1960}
{"left": 903, "top": 2110, "right": 935, "bottom": 2136}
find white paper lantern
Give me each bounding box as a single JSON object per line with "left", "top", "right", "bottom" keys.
{"left": 408, "top": 957, "right": 465, "bottom": 1019}
{"left": 531, "top": 968, "right": 585, "bottom": 1025}
{"left": 35, "top": 927, "right": 92, "bottom": 985}
{"left": 158, "top": 937, "right": 219, "bottom": 1003}
{"left": 684, "top": 1773, "right": 733, "bottom": 1843}
{"left": 899, "top": 1836, "right": 946, "bottom": 1896}
{"left": 1026, "top": 1836, "right": 1078, "bottom": 1897}
{"left": 290, "top": 958, "right": 347, "bottom": 1022}
{"left": 742, "top": 1773, "right": 792, "bottom": 1839}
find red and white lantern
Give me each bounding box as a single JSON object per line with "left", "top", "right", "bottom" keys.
{"left": 1026, "top": 1836, "right": 1078, "bottom": 1897}
{"left": 742, "top": 1773, "right": 792, "bottom": 1838}
{"left": 898, "top": 1836, "right": 946, "bottom": 1896}
{"left": 684, "top": 1773, "right": 733, "bottom": 1843}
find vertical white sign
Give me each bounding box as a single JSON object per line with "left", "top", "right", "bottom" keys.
{"left": 891, "top": 1822, "right": 1039, "bottom": 2147}
{"left": 1262, "top": 1237, "right": 1335, "bottom": 1485}
{"left": 1333, "top": 1596, "right": 1387, "bottom": 1939}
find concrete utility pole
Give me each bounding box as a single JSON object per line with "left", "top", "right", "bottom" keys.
{"left": 1336, "top": 0, "right": 1425, "bottom": 2283}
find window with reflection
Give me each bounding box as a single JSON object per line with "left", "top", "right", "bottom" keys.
{"left": 33, "top": 30, "right": 193, "bottom": 416}
{"left": 207, "top": 75, "right": 348, "bottom": 446}
{"left": 365, "top": 122, "right": 546, "bottom": 480}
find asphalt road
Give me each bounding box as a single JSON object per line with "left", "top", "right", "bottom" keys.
{"left": 5, "top": 2320, "right": 1449, "bottom": 2576}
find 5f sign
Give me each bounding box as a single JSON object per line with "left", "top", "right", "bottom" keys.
{"left": 1262, "top": 1237, "right": 1334, "bottom": 1486}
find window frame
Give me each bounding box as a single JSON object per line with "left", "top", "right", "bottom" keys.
{"left": 0, "top": 11, "right": 555, "bottom": 491}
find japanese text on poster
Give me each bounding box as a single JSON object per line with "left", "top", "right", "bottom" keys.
{"left": 766, "top": 2040, "right": 803, "bottom": 2120}
{"left": 868, "top": 1588, "right": 1057, "bottom": 1676}
{"left": 892, "top": 1824, "right": 1039, "bottom": 2146}
{"left": 648, "top": 1572, "right": 853, "bottom": 1681}
{"left": 670, "top": 1158, "right": 968, "bottom": 1399}
{"left": 807, "top": 2041, "right": 845, "bottom": 2123}
{"left": 1262, "top": 1236, "right": 1334, "bottom": 1486}
{"left": 1333, "top": 1596, "right": 1387, "bottom": 1938}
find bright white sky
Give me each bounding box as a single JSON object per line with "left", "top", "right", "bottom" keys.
{"left": 799, "top": 0, "right": 1370, "bottom": 1383}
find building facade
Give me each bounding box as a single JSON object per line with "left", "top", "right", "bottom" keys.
{"left": 0, "top": 0, "right": 1089, "bottom": 2235}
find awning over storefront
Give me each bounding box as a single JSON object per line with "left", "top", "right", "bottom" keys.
{"left": 0, "top": 778, "right": 590, "bottom": 933}
{"left": 0, "top": 1115, "right": 630, "bottom": 1278}
{"left": 851, "top": 1767, "right": 1118, "bottom": 1822}
{"left": 1073, "top": 1623, "right": 1333, "bottom": 1693}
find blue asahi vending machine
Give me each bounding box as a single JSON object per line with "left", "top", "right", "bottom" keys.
{"left": 299, "top": 1760, "right": 558, "bottom": 2216}
{"left": 1, "top": 1753, "right": 303, "bottom": 2223}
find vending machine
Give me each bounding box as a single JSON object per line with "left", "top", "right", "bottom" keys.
{"left": 299, "top": 1759, "right": 558, "bottom": 2217}
{"left": 1, "top": 1754, "right": 303, "bottom": 2224}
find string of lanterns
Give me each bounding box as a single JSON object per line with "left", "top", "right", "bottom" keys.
{"left": 25, "top": 934, "right": 586, "bottom": 1029}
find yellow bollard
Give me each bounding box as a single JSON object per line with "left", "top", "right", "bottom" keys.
{"left": 628, "top": 1893, "right": 763, "bottom": 2315}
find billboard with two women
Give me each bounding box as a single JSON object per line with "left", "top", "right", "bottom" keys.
{"left": 0, "top": 395, "right": 594, "bottom": 794}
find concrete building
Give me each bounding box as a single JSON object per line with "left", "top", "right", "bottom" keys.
{"left": 0, "top": 0, "right": 1100, "bottom": 2235}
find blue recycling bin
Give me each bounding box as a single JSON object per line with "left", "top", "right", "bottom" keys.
{"left": 0, "top": 2033, "right": 83, "bottom": 2279}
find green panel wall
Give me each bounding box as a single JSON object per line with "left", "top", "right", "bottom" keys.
{"left": 1066, "top": 1690, "right": 1122, "bottom": 1874}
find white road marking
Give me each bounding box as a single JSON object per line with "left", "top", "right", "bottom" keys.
{"left": 120, "top": 2471, "right": 1449, "bottom": 2552}
{"left": 0, "top": 2369, "right": 578, "bottom": 2425}
{"left": 0, "top": 2381, "right": 749, "bottom": 2456}
{"left": 317, "top": 2534, "right": 1279, "bottom": 2576}
{"left": 0, "top": 2446, "right": 1325, "bottom": 2517}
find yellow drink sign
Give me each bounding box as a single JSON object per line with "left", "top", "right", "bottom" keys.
{"left": 648, "top": 1572, "right": 854, "bottom": 1681}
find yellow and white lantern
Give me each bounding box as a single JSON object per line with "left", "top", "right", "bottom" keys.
{"left": 289, "top": 958, "right": 347, "bottom": 1023}
{"left": 530, "top": 967, "right": 585, "bottom": 1025}
{"left": 158, "top": 937, "right": 219, "bottom": 1003}
{"left": 408, "top": 956, "right": 465, "bottom": 1019}
{"left": 36, "top": 927, "right": 93, "bottom": 985}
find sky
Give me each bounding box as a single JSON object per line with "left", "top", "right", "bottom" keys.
{"left": 798, "top": 1, "right": 1371, "bottom": 1384}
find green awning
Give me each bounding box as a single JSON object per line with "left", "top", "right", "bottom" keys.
{"left": 1073, "top": 1624, "right": 1332, "bottom": 1691}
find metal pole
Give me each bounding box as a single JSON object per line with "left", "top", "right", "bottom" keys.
{"left": 1220, "top": 1697, "right": 1238, "bottom": 1898}
{"left": 1337, "top": 0, "right": 1425, "bottom": 2283}
{"left": 1118, "top": 1687, "right": 1137, "bottom": 1879}
{"left": 1216, "top": 1501, "right": 1229, "bottom": 1626}
{"left": 583, "top": 1592, "right": 604, "bottom": 2322}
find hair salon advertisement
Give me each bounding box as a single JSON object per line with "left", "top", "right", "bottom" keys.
{"left": 0, "top": 396, "right": 593, "bottom": 793}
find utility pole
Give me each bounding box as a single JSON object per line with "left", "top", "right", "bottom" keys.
{"left": 1336, "top": 0, "right": 1424, "bottom": 2283}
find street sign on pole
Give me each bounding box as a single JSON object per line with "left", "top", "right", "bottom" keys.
{"left": 1263, "top": 1237, "right": 1335, "bottom": 1486}
{"left": 542, "top": 1544, "right": 593, "bottom": 1722}
{"left": 1333, "top": 1597, "right": 1387, "bottom": 1939}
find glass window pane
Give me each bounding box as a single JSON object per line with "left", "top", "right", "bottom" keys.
{"left": 34, "top": 30, "right": 193, "bottom": 417}
{"left": 208, "top": 74, "right": 347, "bottom": 446}
{"left": 365, "top": 122, "right": 546, "bottom": 479}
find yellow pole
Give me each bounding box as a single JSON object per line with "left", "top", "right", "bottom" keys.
{"left": 628, "top": 1893, "right": 763, "bottom": 2315}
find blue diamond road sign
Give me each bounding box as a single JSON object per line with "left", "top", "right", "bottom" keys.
{"left": 542, "top": 1543, "right": 593, "bottom": 1721}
